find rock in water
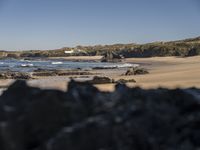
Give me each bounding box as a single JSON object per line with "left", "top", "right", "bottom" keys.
{"left": 0, "top": 80, "right": 200, "bottom": 150}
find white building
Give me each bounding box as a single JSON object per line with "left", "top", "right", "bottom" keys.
{"left": 64, "top": 50, "right": 74, "bottom": 54}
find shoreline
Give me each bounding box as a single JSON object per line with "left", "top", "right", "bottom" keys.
{"left": 1, "top": 56, "right": 200, "bottom": 92}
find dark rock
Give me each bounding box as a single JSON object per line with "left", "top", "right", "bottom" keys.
{"left": 115, "top": 78, "right": 136, "bottom": 84}
{"left": 88, "top": 76, "right": 114, "bottom": 84}
{"left": 124, "top": 67, "right": 149, "bottom": 76}
{"left": 0, "top": 71, "right": 32, "bottom": 79}
{"left": 0, "top": 81, "right": 200, "bottom": 150}
{"left": 6, "top": 53, "right": 20, "bottom": 59}
{"left": 32, "top": 69, "right": 93, "bottom": 77}
{"left": 32, "top": 71, "right": 57, "bottom": 76}
{"left": 101, "top": 51, "right": 124, "bottom": 62}
{"left": 69, "top": 76, "right": 91, "bottom": 79}
{"left": 187, "top": 48, "right": 200, "bottom": 56}
{"left": 93, "top": 66, "right": 117, "bottom": 70}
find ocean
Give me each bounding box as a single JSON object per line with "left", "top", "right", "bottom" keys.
{"left": 0, "top": 58, "right": 139, "bottom": 72}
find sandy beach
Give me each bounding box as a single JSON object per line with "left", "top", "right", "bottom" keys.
{"left": 126, "top": 56, "right": 200, "bottom": 89}
{"left": 1, "top": 56, "right": 200, "bottom": 92}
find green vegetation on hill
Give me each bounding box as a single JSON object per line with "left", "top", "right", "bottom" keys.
{"left": 1, "top": 37, "right": 200, "bottom": 58}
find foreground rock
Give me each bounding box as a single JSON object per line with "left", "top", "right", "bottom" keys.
{"left": 124, "top": 67, "right": 149, "bottom": 75}
{"left": 0, "top": 71, "right": 32, "bottom": 79}
{"left": 1, "top": 80, "right": 200, "bottom": 150}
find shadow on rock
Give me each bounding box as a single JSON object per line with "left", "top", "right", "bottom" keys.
{"left": 0, "top": 80, "right": 200, "bottom": 150}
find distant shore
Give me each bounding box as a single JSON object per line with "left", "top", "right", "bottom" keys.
{"left": 1, "top": 36, "right": 200, "bottom": 59}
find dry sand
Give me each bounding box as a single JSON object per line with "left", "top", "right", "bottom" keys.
{"left": 125, "top": 56, "right": 200, "bottom": 89}
{"left": 1, "top": 56, "right": 200, "bottom": 92}
{"left": 86, "top": 56, "right": 200, "bottom": 91}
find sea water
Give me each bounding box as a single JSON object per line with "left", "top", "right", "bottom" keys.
{"left": 0, "top": 58, "right": 139, "bottom": 72}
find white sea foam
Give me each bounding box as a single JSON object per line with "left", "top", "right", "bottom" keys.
{"left": 51, "top": 62, "right": 63, "bottom": 65}
{"left": 21, "top": 64, "right": 34, "bottom": 67}
{"left": 117, "top": 63, "right": 139, "bottom": 68}
{"left": 103, "top": 63, "right": 139, "bottom": 69}
{"left": 0, "top": 62, "right": 4, "bottom": 65}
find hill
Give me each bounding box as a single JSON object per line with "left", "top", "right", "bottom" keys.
{"left": 1, "top": 36, "right": 200, "bottom": 58}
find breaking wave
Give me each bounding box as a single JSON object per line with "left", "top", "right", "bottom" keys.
{"left": 102, "top": 63, "right": 139, "bottom": 69}
{"left": 51, "top": 62, "right": 63, "bottom": 65}
{"left": 21, "top": 64, "right": 34, "bottom": 67}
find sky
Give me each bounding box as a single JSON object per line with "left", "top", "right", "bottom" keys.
{"left": 0, "top": 0, "right": 200, "bottom": 50}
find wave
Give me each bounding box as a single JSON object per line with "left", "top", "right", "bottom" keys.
{"left": 21, "top": 64, "right": 34, "bottom": 67}
{"left": 117, "top": 63, "right": 139, "bottom": 68}
{"left": 103, "top": 63, "right": 139, "bottom": 69}
{"left": 0, "top": 62, "right": 4, "bottom": 65}
{"left": 51, "top": 62, "right": 63, "bottom": 65}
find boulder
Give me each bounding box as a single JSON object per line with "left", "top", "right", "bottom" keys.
{"left": 101, "top": 51, "right": 124, "bottom": 62}
{"left": 124, "top": 67, "right": 149, "bottom": 76}
{"left": 88, "top": 76, "right": 114, "bottom": 84}
{"left": 115, "top": 78, "right": 136, "bottom": 84}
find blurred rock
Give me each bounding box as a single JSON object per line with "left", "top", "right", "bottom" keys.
{"left": 0, "top": 80, "right": 200, "bottom": 150}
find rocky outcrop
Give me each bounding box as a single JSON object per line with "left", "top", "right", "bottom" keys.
{"left": 88, "top": 76, "right": 114, "bottom": 84}
{"left": 101, "top": 51, "right": 124, "bottom": 62}
{"left": 115, "top": 78, "right": 136, "bottom": 84}
{"left": 1, "top": 80, "right": 200, "bottom": 150}
{"left": 32, "top": 69, "right": 94, "bottom": 77}
{"left": 187, "top": 48, "right": 200, "bottom": 56}
{"left": 124, "top": 67, "right": 149, "bottom": 76}
{"left": 0, "top": 71, "right": 32, "bottom": 79}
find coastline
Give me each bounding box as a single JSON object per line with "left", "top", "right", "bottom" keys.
{"left": 1, "top": 56, "right": 200, "bottom": 93}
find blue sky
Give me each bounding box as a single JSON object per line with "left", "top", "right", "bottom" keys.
{"left": 0, "top": 0, "right": 200, "bottom": 50}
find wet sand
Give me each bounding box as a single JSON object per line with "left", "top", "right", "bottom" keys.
{"left": 1, "top": 56, "right": 200, "bottom": 92}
